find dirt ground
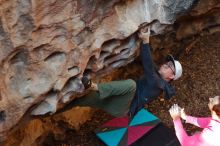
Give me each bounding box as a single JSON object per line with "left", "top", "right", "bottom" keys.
{"left": 42, "top": 32, "right": 220, "bottom": 146}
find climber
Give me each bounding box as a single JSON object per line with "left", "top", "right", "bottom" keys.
{"left": 73, "top": 27, "right": 183, "bottom": 117}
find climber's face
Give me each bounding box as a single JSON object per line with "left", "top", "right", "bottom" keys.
{"left": 158, "top": 61, "right": 175, "bottom": 82}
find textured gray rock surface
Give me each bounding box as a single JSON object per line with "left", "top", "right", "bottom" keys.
{"left": 0, "top": 0, "right": 196, "bottom": 140}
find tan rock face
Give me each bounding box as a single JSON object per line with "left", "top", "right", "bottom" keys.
{"left": 0, "top": 0, "right": 197, "bottom": 141}
{"left": 1, "top": 107, "right": 93, "bottom": 146}
{"left": 176, "top": 0, "right": 220, "bottom": 40}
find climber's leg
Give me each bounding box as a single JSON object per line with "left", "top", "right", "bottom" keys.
{"left": 73, "top": 79, "right": 136, "bottom": 117}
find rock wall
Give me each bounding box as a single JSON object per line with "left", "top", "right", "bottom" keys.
{"left": 149, "top": 0, "right": 220, "bottom": 59}
{"left": 2, "top": 0, "right": 217, "bottom": 142}
{"left": 2, "top": 107, "right": 93, "bottom": 146}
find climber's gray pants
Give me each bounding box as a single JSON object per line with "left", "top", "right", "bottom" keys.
{"left": 73, "top": 79, "right": 136, "bottom": 117}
